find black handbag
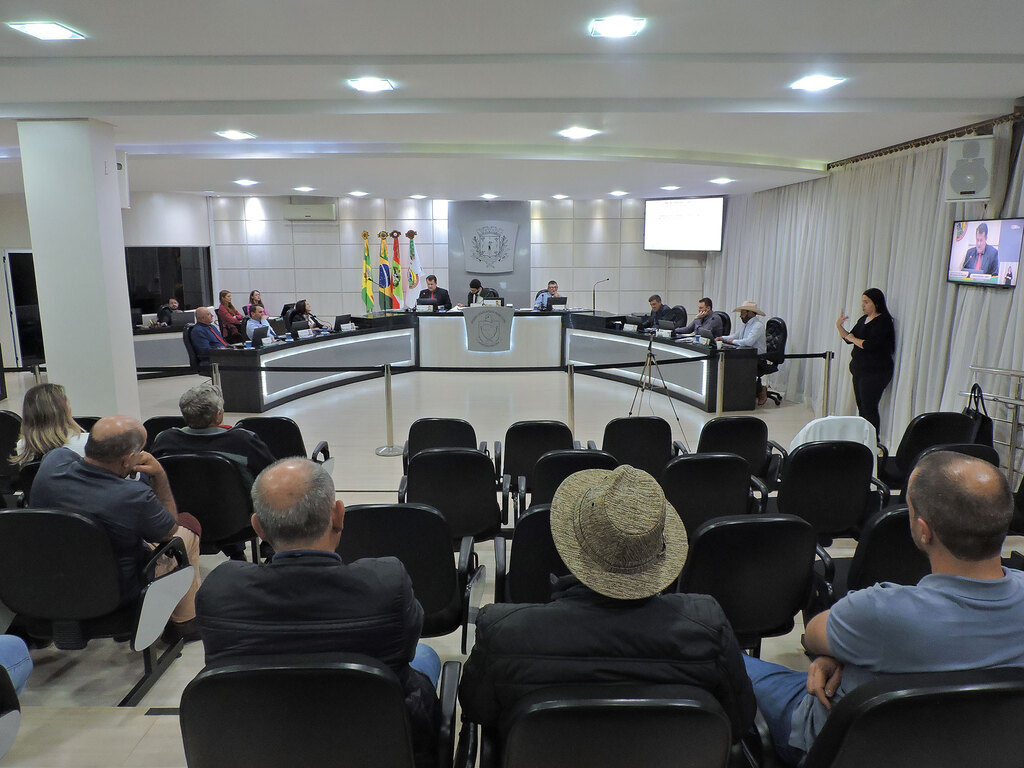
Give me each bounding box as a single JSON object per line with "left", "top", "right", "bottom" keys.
{"left": 963, "top": 383, "right": 994, "bottom": 447}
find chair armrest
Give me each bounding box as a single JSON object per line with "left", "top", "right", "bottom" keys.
{"left": 493, "top": 441, "right": 502, "bottom": 482}
{"left": 140, "top": 536, "right": 188, "bottom": 582}
{"left": 869, "top": 476, "right": 891, "bottom": 509}
{"left": 749, "top": 476, "right": 769, "bottom": 513}
{"left": 877, "top": 442, "right": 890, "bottom": 461}
{"left": 586, "top": 439, "right": 598, "bottom": 450}
{"left": 398, "top": 475, "right": 408, "bottom": 503}
{"left": 455, "top": 722, "right": 479, "bottom": 768}
{"left": 457, "top": 535, "right": 475, "bottom": 577}
{"left": 516, "top": 475, "right": 527, "bottom": 523}
{"left": 438, "top": 660, "right": 462, "bottom": 768}
{"left": 478, "top": 440, "right": 489, "bottom": 457}
{"left": 462, "top": 557, "right": 488, "bottom": 654}
{"left": 672, "top": 440, "right": 686, "bottom": 455}
{"left": 767, "top": 439, "right": 789, "bottom": 459}
{"left": 500, "top": 474, "right": 511, "bottom": 525}
{"left": 309, "top": 440, "right": 330, "bottom": 463}
{"left": 573, "top": 440, "right": 582, "bottom": 450}
{"left": 815, "top": 543, "right": 835, "bottom": 586}
{"left": 493, "top": 535, "right": 507, "bottom": 604}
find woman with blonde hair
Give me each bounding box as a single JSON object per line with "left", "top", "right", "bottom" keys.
{"left": 12, "top": 383, "right": 87, "bottom": 466}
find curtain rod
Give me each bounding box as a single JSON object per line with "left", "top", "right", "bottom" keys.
{"left": 827, "top": 111, "right": 1024, "bottom": 170}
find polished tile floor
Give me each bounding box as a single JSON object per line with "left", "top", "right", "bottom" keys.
{"left": 0, "top": 369, "right": 961, "bottom": 766}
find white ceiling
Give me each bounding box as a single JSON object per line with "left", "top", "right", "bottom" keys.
{"left": 1, "top": 0, "right": 1022, "bottom": 201}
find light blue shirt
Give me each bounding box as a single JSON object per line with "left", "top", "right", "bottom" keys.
{"left": 246, "top": 317, "right": 276, "bottom": 339}
{"left": 534, "top": 290, "right": 556, "bottom": 310}
{"left": 726, "top": 314, "right": 766, "bottom": 354}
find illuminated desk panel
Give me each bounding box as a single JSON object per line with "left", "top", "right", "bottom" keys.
{"left": 418, "top": 313, "right": 563, "bottom": 369}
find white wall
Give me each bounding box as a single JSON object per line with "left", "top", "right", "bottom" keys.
{"left": 122, "top": 192, "right": 210, "bottom": 246}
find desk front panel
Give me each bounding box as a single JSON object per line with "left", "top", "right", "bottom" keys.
{"left": 418, "top": 314, "right": 563, "bottom": 369}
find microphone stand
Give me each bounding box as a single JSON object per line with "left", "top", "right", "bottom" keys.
{"left": 592, "top": 277, "right": 610, "bottom": 312}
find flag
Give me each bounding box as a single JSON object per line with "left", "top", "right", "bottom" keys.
{"left": 377, "top": 231, "right": 392, "bottom": 310}
{"left": 405, "top": 229, "right": 421, "bottom": 309}
{"left": 390, "top": 230, "right": 403, "bottom": 308}
{"left": 361, "top": 231, "right": 375, "bottom": 314}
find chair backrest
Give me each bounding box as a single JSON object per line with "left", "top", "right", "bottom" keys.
{"left": 801, "top": 668, "right": 1024, "bottom": 768}
{"left": 676, "top": 514, "right": 816, "bottom": 650}
{"left": 894, "top": 412, "right": 977, "bottom": 472}
{"left": 912, "top": 442, "right": 1000, "bottom": 469}
{"left": 764, "top": 316, "right": 787, "bottom": 365}
{"left": 713, "top": 311, "right": 731, "bottom": 336}
{"left": 182, "top": 323, "right": 201, "bottom": 372}
{"left": 0, "top": 411, "right": 22, "bottom": 485}
{"left": 669, "top": 305, "right": 688, "bottom": 327}
{"left": 493, "top": 684, "right": 732, "bottom": 768}
{"left": 789, "top": 416, "right": 877, "bottom": 473}
{"left": 235, "top": 416, "right": 307, "bottom": 459}
{"left": 338, "top": 504, "right": 462, "bottom": 637}
{"left": 0, "top": 509, "right": 122, "bottom": 619}
{"left": 180, "top": 655, "right": 416, "bottom": 768}
{"left": 280, "top": 302, "right": 295, "bottom": 317}
{"left": 660, "top": 453, "right": 754, "bottom": 537}
{"left": 407, "top": 418, "right": 478, "bottom": 460}
{"left": 18, "top": 460, "right": 41, "bottom": 506}
{"left": 502, "top": 421, "right": 574, "bottom": 490}
{"left": 159, "top": 454, "right": 254, "bottom": 542}
{"left": 844, "top": 506, "right": 930, "bottom": 594}
{"left": 505, "top": 505, "right": 569, "bottom": 603}
{"left": 600, "top": 416, "right": 674, "bottom": 479}
{"left": 405, "top": 448, "right": 501, "bottom": 541}
{"left": 142, "top": 416, "right": 186, "bottom": 452}
{"left": 72, "top": 416, "right": 100, "bottom": 432}
{"left": 696, "top": 416, "right": 769, "bottom": 476}
{"left": 775, "top": 441, "right": 876, "bottom": 537}
{"left": 529, "top": 450, "right": 618, "bottom": 507}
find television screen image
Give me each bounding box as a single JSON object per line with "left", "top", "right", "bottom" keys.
{"left": 947, "top": 218, "right": 1022, "bottom": 288}
{"left": 644, "top": 197, "right": 725, "bottom": 252}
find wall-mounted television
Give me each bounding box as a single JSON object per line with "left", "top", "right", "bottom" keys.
{"left": 644, "top": 197, "right": 724, "bottom": 252}
{"left": 947, "top": 218, "right": 1022, "bottom": 288}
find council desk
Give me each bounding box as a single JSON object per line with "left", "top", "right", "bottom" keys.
{"left": 209, "top": 311, "right": 756, "bottom": 413}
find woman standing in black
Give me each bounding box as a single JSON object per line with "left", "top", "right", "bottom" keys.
{"left": 836, "top": 288, "right": 896, "bottom": 437}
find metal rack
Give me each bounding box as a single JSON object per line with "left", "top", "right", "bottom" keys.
{"left": 965, "top": 365, "right": 1024, "bottom": 487}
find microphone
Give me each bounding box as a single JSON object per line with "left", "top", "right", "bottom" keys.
{"left": 592, "top": 278, "right": 610, "bottom": 312}
{"left": 309, "top": 313, "right": 328, "bottom": 331}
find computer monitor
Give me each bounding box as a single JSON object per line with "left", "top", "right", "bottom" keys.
{"left": 170, "top": 310, "right": 197, "bottom": 328}
{"left": 333, "top": 314, "right": 352, "bottom": 331}
{"left": 268, "top": 318, "right": 287, "bottom": 336}
{"left": 481, "top": 297, "right": 504, "bottom": 306}
{"left": 131, "top": 308, "right": 143, "bottom": 327}
{"left": 697, "top": 328, "right": 716, "bottom": 343}
{"left": 548, "top": 296, "right": 568, "bottom": 311}
{"left": 290, "top": 321, "right": 310, "bottom": 335}
{"left": 658, "top": 319, "right": 676, "bottom": 331}
{"left": 251, "top": 326, "right": 270, "bottom": 349}
{"left": 416, "top": 298, "right": 439, "bottom": 312}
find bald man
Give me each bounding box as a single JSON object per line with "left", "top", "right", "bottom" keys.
{"left": 744, "top": 452, "right": 1024, "bottom": 766}
{"left": 189, "top": 306, "right": 228, "bottom": 369}
{"left": 196, "top": 459, "right": 440, "bottom": 768}
{"left": 31, "top": 415, "right": 203, "bottom": 642}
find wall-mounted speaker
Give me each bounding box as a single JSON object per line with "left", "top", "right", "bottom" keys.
{"left": 943, "top": 136, "right": 994, "bottom": 202}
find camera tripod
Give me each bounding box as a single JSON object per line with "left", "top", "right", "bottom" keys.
{"left": 628, "top": 332, "right": 691, "bottom": 451}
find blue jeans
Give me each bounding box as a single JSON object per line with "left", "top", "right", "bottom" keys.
{"left": 411, "top": 643, "right": 441, "bottom": 689}
{"left": 0, "top": 635, "right": 32, "bottom": 695}
{"left": 742, "top": 655, "right": 808, "bottom": 766}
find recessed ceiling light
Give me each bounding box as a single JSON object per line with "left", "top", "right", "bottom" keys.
{"left": 215, "top": 130, "right": 256, "bottom": 141}
{"left": 789, "top": 75, "right": 845, "bottom": 92}
{"left": 347, "top": 77, "right": 394, "bottom": 93}
{"left": 480, "top": 194, "right": 499, "bottom": 200}
{"left": 7, "top": 21, "right": 85, "bottom": 40}
{"left": 293, "top": 186, "right": 316, "bottom": 192}
{"left": 609, "top": 190, "right": 628, "bottom": 197}
{"left": 409, "top": 194, "right": 427, "bottom": 200}
{"left": 660, "top": 185, "right": 680, "bottom": 191}
{"left": 349, "top": 190, "right": 369, "bottom": 197}
{"left": 233, "top": 179, "right": 259, "bottom": 187}
{"left": 709, "top": 177, "right": 734, "bottom": 185}
{"left": 552, "top": 194, "right": 569, "bottom": 200}
{"left": 203, "top": 190, "right": 216, "bottom": 194}
{"left": 588, "top": 16, "right": 646, "bottom": 38}
{"left": 558, "top": 126, "right": 601, "bottom": 140}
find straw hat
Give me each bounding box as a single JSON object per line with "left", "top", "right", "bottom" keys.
{"left": 550, "top": 466, "right": 688, "bottom": 600}
{"left": 732, "top": 300, "right": 765, "bottom": 316}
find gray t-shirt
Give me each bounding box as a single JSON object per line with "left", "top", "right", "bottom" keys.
{"left": 790, "top": 569, "right": 1024, "bottom": 752}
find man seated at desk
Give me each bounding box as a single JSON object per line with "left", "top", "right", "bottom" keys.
{"left": 417, "top": 274, "right": 452, "bottom": 311}
{"left": 533, "top": 280, "right": 561, "bottom": 310}
{"left": 458, "top": 278, "right": 499, "bottom": 307}
{"left": 718, "top": 300, "right": 769, "bottom": 405}
{"left": 190, "top": 307, "right": 229, "bottom": 368}
{"left": 157, "top": 297, "right": 180, "bottom": 326}
{"left": 245, "top": 305, "right": 277, "bottom": 341}
{"left": 639, "top": 294, "right": 674, "bottom": 330}
{"left": 675, "top": 297, "right": 723, "bottom": 338}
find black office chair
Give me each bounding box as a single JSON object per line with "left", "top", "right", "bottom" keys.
{"left": 159, "top": 453, "right": 260, "bottom": 561}
{"left": 403, "top": 417, "right": 488, "bottom": 474}
{"left": 0, "top": 411, "right": 22, "bottom": 496}
{"left": 696, "top": 415, "right": 788, "bottom": 489}
{"left": 796, "top": 668, "right": 1024, "bottom": 768}
{"left": 0, "top": 667, "right": 20, "bottom": 760}
{"left": 714, "top": 311, "right": 731, "bottom": 336}
{"left": 1012, "top": 475, "right": 1024, "bottom": 536}
{"left": 669, "top": 305, "right": 688, "bottom": 327}
{"left": 877, "top": 412, "right": 976, "bottom": 491}
{"left": 760, "top": 316, "right": 787, "bottom": 406}
{"left": 234, "top": 416, "right": 330, "bottom": 466}
{"left": 659, "top": 453, "right": 767, "bottom": 537}
{"left": 0, "top": 509, "right": 194, "bottom": 706}
{"left": 338, "top": 503, "right": 487, "bottom": 653}
{"left": 182, "top": 322, "right": 208, "bottom": 376}
{"left": 912, "top": 442, "right": 1000, "bottom": 468}
{"left": 468, "top": 684, "right": 733, "bottom": 768}
{"left": 676, "top": 514, "right": 816, "bottom": 657}
{"left": 15, "top": 460, "right": 41, "bottom": 507}
{"left": 589, "top": 416, "right": 685, "bottom": 480}
{"left": 519, "top": 449, "right": 618, "bottom": 514}
{"left": 72, "top": 416, "right": 101, "bottom": 432}
{"left": 181, "top": 654, "right": 461, "bottom": 768}
{"left": 496, "top": 421, "right": 576, "bottom": 523}
{"left": 494, "top": 505, "right": 569, "bottom": 604}
{"left": 142, "top": 416, "right": 186, "bottom": 452}
{"left": 280, "top": 302, "right": 295, "bottom": 318}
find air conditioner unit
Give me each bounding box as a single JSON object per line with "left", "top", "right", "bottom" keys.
{"left": 943, "top": 136, "right": 994, "bottom": 202}
{"left": 283, "top": 203, "right": 337, "bottom": 221}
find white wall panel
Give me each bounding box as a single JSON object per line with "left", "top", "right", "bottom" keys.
{"left": 619, "top": 218, "right": 645, "bottom": 243}
{"left": 386, "top": 200, "right": 433, "bottom": 221}
{"left": 213, "top": 245, "right": 248, "bottom": 269}
{"left": 574, "top": 218, "right": 621, "bottom": 244}
{"left": 214, "top": 220, "right": 246, "bottom": 245}
{"left": 573, "top": 243, "right": 619, "bottom": 267}
{"left": 432, "top": 220, "right": 448, "bottom": 245}
{"left": 574, "top": 200, "right": 621, "bottom": 219}
{"left": 246, "top": 244, "right": 293, "bottom": 269}
{"left": 620, "top": 244, "right": 670, "bottom": 268}
{"left": 215, "top": 269, "right": 250, "bottom": 292}
{"left": 244, "top": 220, "right": 293, "bottom": 245}
{"left": 337, "top": 197, "right": 386, "bottom": 220}
{"left": 293, "top": 244, "right": 342, "bottom": 269}
{"left": 249, "top": 268, "right": 296, "bottom": 294}
{"left": 295, "top": 268, "right": 343, "bottom": 294}
{"left": 292, "top": 222, "right": 341, "bottom": 245}
{"left": 211, "top": 197, "right": 244, "bottom": 221}
{"left": 531, "top": 199, "right": 574, "bottom": 220}
{"left": 531, "top": 244, "right": 574, "bottom": 269}
{"left": 532, "top": 219, "right": 574, "bottom": 244}
{"left": 621, "top": 198, "right": 645, "bottom": 219}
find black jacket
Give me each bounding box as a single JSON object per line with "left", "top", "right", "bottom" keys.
{"left": 466, "top": 286, "right": 499, "bottom": 304}
{"left": 151, "top": 426, "right": 276, "bottom": 485}
{"left": 418, "top": 286, "right": 453, "bottom": 311}
{"left": 459, "top": 577, "right": 755, "bottom": 739}
{"left": 846, "top": 314, "right": 895, "bottom": 375}
{"left": 197, "top": 551, "right": 439, "bottom": 767}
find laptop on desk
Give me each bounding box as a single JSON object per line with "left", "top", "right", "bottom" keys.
{"left": 170, "top": 310, "right": 197, "bottom": 328}
{"left": 268, "top": 318, "right": 287, "bottom": 336}
{"left": 547, "top": 296, "right": 568, "bottom": 311}
{"left": 251, "top": 326, "right": 271, "bottom": 349}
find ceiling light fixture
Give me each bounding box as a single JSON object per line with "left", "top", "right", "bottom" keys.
{"left": 789, "top": 75, "right": 845, "bottom": 92}
{"left": 349, "top": 190, "right": 369, "bottom": 197}
{"left": 347, "top": 77, "right": 394, "bottom": 93}
{"left": 588, "top": 16, "right": 646, "bottom": 38}
{"left": 558, "top": 126, "right": 601, "bottom": 140}
{"left": 660, "top": 185, "right": 680, "bottom": 191}
{"left": 552, "top": 194, "right": 569, "bottom": 200}
{"left": 215, "top": 130, "right": 256, "bottom": 141}
{"left": 409, "top": 194, "right": 427, "bottom": 200}
{"left": 7, "top": 21, "right": 85, "bottom": 40}
{"left": 709, "top": 177, "right": 734, "bottom": 185}
{"left": 480, "top": 194, "right": 499, "bottom": 200}
{"left": 293, "top": 186, "right": 316, "bottom": 192}
{"left": 233, "top": 179, "right": 259, "bottom": 187}
{"left": 609, "top": 190, "right": 628, "bottom": 197}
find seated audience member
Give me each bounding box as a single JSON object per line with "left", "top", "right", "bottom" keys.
{"left": 157, "top": 297, "right": 180, "bottom": 326}
{"left": 457, "top": 278, "right": 498, "bottom": 307}
{"left": 13, "top": 382, "right": 88, "bottom": 467}
{"left": 417, "top": 275, "right": 453, "bottom": 311}
{"left": 243, "top": 289, "right": 265, "bottom": 318}
{"left": 244, "top": 305, "right": 277, "bottom": 341}
{"left": 639, "top": 294, "right": 673, "bottom": 330}
{"left": 0, "top": 635, "right": 32, "bottom": 695}
{"left": 197, "top": 458, "right": 440, "bottom": 768}
{"left": 459, "top": 465, "right": 754, "bottom": 741}
{"left": 189, "top": 307, "right": 228, "bottom": 367}
{"left": 151, "top": 383, "right": 275, "bottom": 485}
{"left": 718, "top": 299, "right": 769, "bottom": 405}
{"left": 216, "top": 290, "right": 245, "bottom": 344}
{"left": 676, "top": 297, "right": 723, "bottom": 337}
{"left": 533, "top": 280, "right": 560, "bottom": 310}
{"left": 290, "top": 299, "right": 328, "bottom": 330}
{"left": 31, "top": 416, "right": 203, "bottom": 642}
{"left": 745, "top": 452, "right": 1024, "bottom": 766}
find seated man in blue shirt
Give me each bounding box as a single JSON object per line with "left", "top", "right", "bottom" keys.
{"left": 189, "top": 306, "right": 228, "bottom": 369}
{"left": 745, "top": 451, "right": 1024, "bottom": 766}
{"left": 718, "top": 299, "right": 769, "bottom": 404}
{"left": 675, "top": 297, "right": 723, "bottom": 337}
{"left": 244, "top": 304, "right": 277, "bottom": 341}
{"left": 533, "top": 280, "right": 560, "bottom": 310}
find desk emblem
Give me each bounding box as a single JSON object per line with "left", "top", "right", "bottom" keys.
{"left": 464, "top": 305, "right": 514, "bottom": 352}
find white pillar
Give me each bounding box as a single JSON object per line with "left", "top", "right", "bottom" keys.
{"left": 17, "top": 119, "right": 140, "bottom": 417}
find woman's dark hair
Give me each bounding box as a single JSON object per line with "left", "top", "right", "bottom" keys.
{"left": 294, "top": 299, "right": 308, "bottom": 315}
{"left": 863, "top": 288, "right": 891, "bottom": 318}
{"left": 248, "top": 289, "right": 264, "bottom": 307}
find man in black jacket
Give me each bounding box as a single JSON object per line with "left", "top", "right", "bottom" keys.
{"left": 459, "top": 465, "right": 755, "bottom": 741}
{"left": 417, "top": 274, "right": 453, "bottom": 311}
{"left": 196, "top": 458, "right": 441, "bottom": 767}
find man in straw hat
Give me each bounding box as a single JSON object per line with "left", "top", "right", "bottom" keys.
{"left": 459, "top": 465, "right": 754, "bottom": 739}
{"left": 717, "top": 299, "right": 769, "bottom": 405}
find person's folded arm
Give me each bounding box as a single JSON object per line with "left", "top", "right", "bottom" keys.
{"left": 803, "top": 609, "right": 832, "bottom": 656}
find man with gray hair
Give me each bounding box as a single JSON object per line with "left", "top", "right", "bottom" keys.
{"left": 151, "top": 382, "right": 275, "bottom": 485}
{"left": 189, "top": 306, "right": 228, "bottom": 369}
{"left": 196, "top": 458, "right": 441, "bottom": 767}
